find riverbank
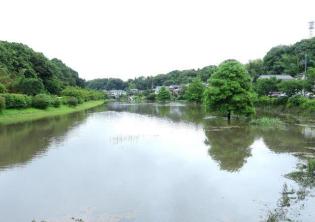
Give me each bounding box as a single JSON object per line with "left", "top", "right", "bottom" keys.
{"left": 0, "top": 100, "right": 105, "bottom": 125}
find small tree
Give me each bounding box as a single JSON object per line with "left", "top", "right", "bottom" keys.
{"left": 184, "top": 78, "right": 205, "bottom": 103}
{"left": 254, "top": 77, "right": 280, "bottom": 96}
{"left": 157, "top": 86, "right": 171, "bottom": 102}
{"left": 278, "top": 80, "right": 305, "bottom": 97}
{"left": 204, "top": 60, "right": 255, "bottom": 121}
{"left": 0, "top": 83, "right": 7, "bottom": 93}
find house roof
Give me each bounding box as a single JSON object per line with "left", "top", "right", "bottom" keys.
{"left": 258, "top": 75, "right": 294, "bottom": 80}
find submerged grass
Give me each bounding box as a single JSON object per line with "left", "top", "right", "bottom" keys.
{"left": 0, "top": 100, "right": 105, "bottom": 125}
{"left": 250, "top": 117, "right": 285, "bottom": 129}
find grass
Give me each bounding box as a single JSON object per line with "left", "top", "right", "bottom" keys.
{"left": 250, "top": 117, "right": 285, "bottom": 129}
{"left": 0, "top": 100, "right": 105, "bottom": 125}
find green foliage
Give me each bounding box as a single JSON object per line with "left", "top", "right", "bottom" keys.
{"left": 67, "top": 97, "right": 79, "bottom": 107}
{"left": 0, "top": 96, "right": 5, "bottom": 112}
{"left": 0, "top": 83, "right": 7, "bottom": 93}
{"left": 255, "top": 96, "right": 276, "bottom": 106}
{"left": 301, "top": 99, "right": 315, "bottom": 111}
{"left": 245, "top": 59, "right": 264, "bottom": 79}
{"left": 250, "top": 117, "right": 285, "bottom": 129}
{"left": 1, "top": 93, "right": 32, "bottom": 108}
{"left": 287, "top": 95, "right": 308, "bottom": 107}
{"left": 254, "top": 78, "right": 280, "bottom": 96}
{"left": 32, "top": 94, "right": 51, "bottom": 109}
{"left": 278, "top": 80, "right": 305, "bottom": 97}
{"left": 86, "top": 78, "right": 127, "bottom": 90}
{"left": 308, "top": 159, "right": 315, "bottom": 175}
{"left": 51, "top": 96, "right": 61, "bottom": 108}
{"left": 204, "top": 60, "right": 255, "bottom": 119}
{"left": 61, "top": 86, "right": 104, "bottom": 103}
{"left": 157, "top": 87, "right": 171, "bottom": 102}
{"left": 0, "top": 41, "right": 85, "bottom": 94}
{"left": 145, "top": 93, "right": 156, "bottom": 101}
{"left": 14, "top": 77, "right": 44, "bottom": 95}
{"left": 184, "top": 78, "right": 205, "bottom": 103}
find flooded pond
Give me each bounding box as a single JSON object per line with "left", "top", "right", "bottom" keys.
{"left": 0, "top": 103, "right": 315, "bottom": 222}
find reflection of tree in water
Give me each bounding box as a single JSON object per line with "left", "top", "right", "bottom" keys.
{"left": 0, "top": 111, "right": 88, "bottom": 170}
{"left": 204, "top": 119, "right": 254, "bottom": 172}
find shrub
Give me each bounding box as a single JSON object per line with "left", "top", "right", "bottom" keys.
{"left": 287, "top": 95, "right": 308, "bottom": 108}
{"left": 0, "top": 96, "right": 5, "bottom": 112}
{"left": 255, "top": 96, "right": 276, "bottom": 106}
{"left": 51, "top": 96, "right": 61, "bottom": 108}
{"left": 32, "top": 94, "right": 51, "bottom": 109}
{"left": 67, "top": 97, "right": 78, "bottom": 107}
{"left": 302, "top": 99, "right": 315, "bottom": 111}
{"left": 0, "top": 83, "right": 7, "bottom": 93}
{"left": 61, "top": 86, "right": 104, "bottom": 103}
{"left": 250, "top": 117, "right": 285, "bottom": 129}
{"left": 15, "top": 78, "right": 45, "bottom": 95}
{"left": 146, "top": 93, "right": 156, "bottom": 101}
{"left": 1, "top": 93, "right": 32, "bottom": 108}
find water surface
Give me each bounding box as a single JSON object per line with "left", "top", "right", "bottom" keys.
{"left": 0, "top": 103, "right": 314, "bottom": 222}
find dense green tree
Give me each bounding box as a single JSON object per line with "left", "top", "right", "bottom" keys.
{"left": 184, "top": 78, "right": 205, "bottom": 103}
{"left": 254, "top": 77, "right": 280, "bottom": 96}
{"left": 157, "top": 87, "right": 171, "bottom": 102}
{"left": 15, "top": 78, "right": 44, "bottom": 95}
{"left": 277, "top": 80, "right": 305, "bottom": 97}
{"left": 246, "top": 59, "right": 265, "bottom": 79}
{"left": 204, "top": 60, "right": 255, "bottom": 121}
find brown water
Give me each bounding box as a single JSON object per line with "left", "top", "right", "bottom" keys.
{"left": 0, "top": 103, "right": 314, "bottom": 222}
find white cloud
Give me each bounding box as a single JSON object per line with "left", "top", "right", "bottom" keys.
{"left": 1, "top": 0, "right": 314, "bottom": 80}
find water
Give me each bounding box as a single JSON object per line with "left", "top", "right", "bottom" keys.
{"left": 0, "top": 103, "right": 314, "bottom": 222}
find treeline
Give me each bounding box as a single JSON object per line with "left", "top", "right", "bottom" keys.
{"left": 87, "top": 37, "right": 315, "bottom": 90}
{"left": 86, "top": 66, "right": 217, "bottom": 90}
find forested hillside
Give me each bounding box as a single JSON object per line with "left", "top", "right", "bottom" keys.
{"left": 0, "top": 41, "right": 85, "bottom": 95}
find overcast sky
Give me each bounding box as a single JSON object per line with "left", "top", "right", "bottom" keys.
{"left": 1, "top": 0, "right": 314, "bottom": 80}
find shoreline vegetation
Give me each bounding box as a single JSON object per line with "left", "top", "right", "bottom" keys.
{"left": 0, "top": 100, "right": 104, "bottom": 125}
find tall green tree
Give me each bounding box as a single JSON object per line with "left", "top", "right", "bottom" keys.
{"left": 204, "top": 60, "right": 255, "bottom": 121}
{"left": 184, "top": 78, "right": 205, "bottom": 103}
{"left": 254, "top": 77, "right": 280, "bottom": 96}
{"left": 157, "top": 86, "right": 171, "bottom": 102}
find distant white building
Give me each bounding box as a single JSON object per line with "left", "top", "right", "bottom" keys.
{"left": 258, "top": 74, "right": 294, "bottom": 81}
{"left": 108, "top": 90, "right": 127, "bottom": 98}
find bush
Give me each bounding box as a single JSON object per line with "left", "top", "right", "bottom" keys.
{"left": 61, "top": 86, "right": 104, "bottom": 103}
{"left": 67, "top": 97, "right": 78, "bottom": 107}
{"left": 15, "top": 78, "right": 44, "bottom": 95}
{"left": 250, "top": 117, "right": 285, "bottom": 129}
{"left": 0, "top": 96, "right": 5, "bottom": 112}
{"left": 0, "top": 83, "right": 7, "bottom": 93}
{"left": 1, "top": 93, "right": 32, "bottom": 108}
{"left": 32, "top": 94, "right": 51, "bottom": 109}
{"left": 255, "top": 96, "right": 276, "bottom": 106}
{"left": 308, "top": 159, "right": 315, "bottom": 175}
{"left": 51, "top": 96, "right": 61, "bottom": 108}
{"left": 287, "top": 95, "right": 308, "bottom": 108}
{"left": 302, "top": 99, "right": 315, "bottom": 111}
{"left": 145, "top": 93, "right": 156, "bottom": 101}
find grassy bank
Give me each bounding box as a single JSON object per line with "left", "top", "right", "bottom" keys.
{"left": 0, "top": 100, "right": 105, "bottom": 125}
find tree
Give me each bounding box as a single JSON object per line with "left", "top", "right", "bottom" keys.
{"left": 0, "top": 83, "right": 6, "bottom": 93}
{"left": 306, "top": 68, "right": 315, "bottom": 92}
{"left": 157, "top": 86, "right": 171, "bottom": 102}
{"left": 184, "top": 78, "right": 205, "bottom": 103}
{"left": 254, "top": 77, "right": 280, "bottom": 96}
{"left": 204, "top": 60, "right": 255, "bottom": 121}
{"left": 15, "top": 78, "right": 44, "bottom": 95}
{"left": 277, "top": 80, "right": 305, "bottom": 97}
{"left": 245, "top": 59, "right": 265, "bottom": 79}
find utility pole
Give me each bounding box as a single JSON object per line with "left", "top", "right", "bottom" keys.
{"left": 309, "top": 21, "right": 314, "bottom": 38}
